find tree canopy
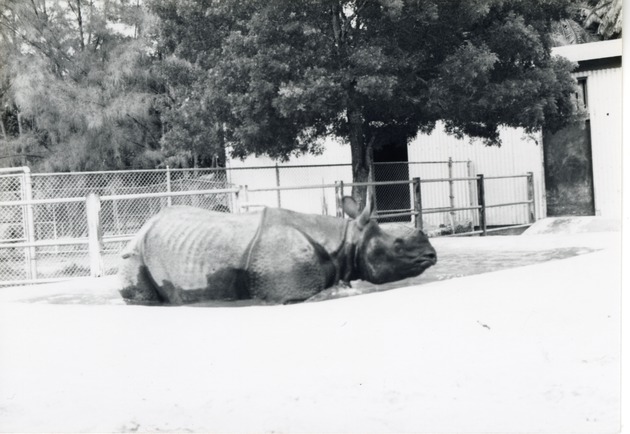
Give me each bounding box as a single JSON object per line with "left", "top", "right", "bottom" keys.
{"left": 150, "top": 0, "right": 581, "bottom": 200}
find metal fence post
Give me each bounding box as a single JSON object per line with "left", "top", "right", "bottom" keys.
{"left": 412, "top": 177, "right": 423, "bottom": 230}
{"left": 448, "top": 157, "right": 455, "bottom": 223}
{"left": 335, "top": 180, "right": 344, "bottom": 217}
{"left": 241, "top": 185, "right": 250, "bottom": 213}
{"left": 526, "top": 171, "right": 536, "bottom": 223}
{"left": 275, "top": 163, "right": 281, "bottom": 208}
{"left": 166, "top": 165, "right": 172, "bottom": 207}
{"left": 476, "top": 174, "right": 487, "bottom": 236}
{"left": 467, "top": 160, "right": 477, "bottom": 226}
{"left": 233, "top": 185, "right": 242, "bottom": 213}
{"left": 22, "top": 167, "right": 37, "bottom": 279}
{"left": 86, "top": 193, "right": 104, "bottom": 277}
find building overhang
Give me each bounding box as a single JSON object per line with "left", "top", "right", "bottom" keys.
{"left": 552, "top": 39, "right": 622, "bottom": 73}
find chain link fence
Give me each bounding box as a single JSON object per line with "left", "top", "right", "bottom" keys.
{"left": 0, "top": 168, "right": 236, "bottom": 285}
{"left": 0, "top": 170, "right": 30, "bottom": 283}
{"left": 1, "top": 161, "right": 535, "bottom": 285}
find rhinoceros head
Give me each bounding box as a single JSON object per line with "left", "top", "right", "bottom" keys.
{"left": 343, "top": 194, "right": 437, "bottom": 284}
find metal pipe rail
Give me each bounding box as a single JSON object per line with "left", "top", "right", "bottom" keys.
{"left": 246, "top": 183, "right": 338, "bottom": 193}
{"left": 0, "top": 187, "right": 240, "bottom": 207}
{"left": 484, "top": 174, "right": 530, "bottom": 180}
{"left": 0, "top": 196, "right": 84, "bottom": 207}
{"left": 344, "top": 177, "right": 481, "bottom": 187}
{"left": 374, "top": 160, "right": 470, "bottom": 165}
{"left": 0, "top": 238, "right": 89, "bottom": 249}
{"left": 415, "top": 176, "right": 479, "bottom": 183}
{"left": 100, "top": 188, "right": 239, "bottom": 202}
{"left": 485, "top": 200, "right": 533, "bottom": 208}
{"left": 376, "top": 211, "right": 417, "bottom": 219}
{"left": 422, "top": 205, "right": 481, "bottom": 215}
{"left": 0, "top": 234, "right": 139, "bottom": 250}
{"left": 340, "top": 180, "right": 416, "bottom": 187}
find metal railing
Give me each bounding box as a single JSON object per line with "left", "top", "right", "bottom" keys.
{"left": 329, "top": 173, "right": 535, "bottom": 236}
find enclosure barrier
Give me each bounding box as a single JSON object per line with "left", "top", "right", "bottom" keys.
{"left": 1, "top": 165, "right": 535, "bottom": 286}
{"left": 241, "top": 172, "right": 536, "bottom": 236}
{"left": 0, "top": 186, "right": 241, "bottom": 286}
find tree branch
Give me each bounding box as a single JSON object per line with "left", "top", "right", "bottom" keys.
{"left": 126, "top": 114, "right": 160, "bottom": 147}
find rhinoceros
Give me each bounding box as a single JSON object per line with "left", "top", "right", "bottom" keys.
{"left": 118, "top": 195, "right": 437, "bottom": 305}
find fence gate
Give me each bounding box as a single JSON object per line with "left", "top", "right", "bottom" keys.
{"left": 0, "top": 167, "right": 35, "bottom": 282}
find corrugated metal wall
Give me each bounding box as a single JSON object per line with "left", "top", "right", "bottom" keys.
{"left": 408, "top": 122, "right": 545, "bottom": 227}
{"left": 228, "top": 129, "right": 543, "bottom": 228}
{"left": 580, "top": 66, "right": 623, "bottom": 219}
{"left": 227, "top": 139, "right": 353, "bottom": 215}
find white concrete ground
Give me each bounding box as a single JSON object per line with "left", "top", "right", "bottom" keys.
{"left": 0, "top": 219, "right": 622, "bottom": 433}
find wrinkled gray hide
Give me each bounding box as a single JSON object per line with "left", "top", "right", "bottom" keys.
{"left": 118, "top": 197, "right": 437, "bottom": 305}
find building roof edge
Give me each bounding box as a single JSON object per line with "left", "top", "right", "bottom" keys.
{"left": 551, "top": 39, "right": 622, "bottom": 62}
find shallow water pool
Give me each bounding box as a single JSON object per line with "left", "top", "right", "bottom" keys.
{"left": 3, "top": 245, "right": 599, "bottom": 305}
{"left": 351, "top": 246, "right": 598, "bottom": 295}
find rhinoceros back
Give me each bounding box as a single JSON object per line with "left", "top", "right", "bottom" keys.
{"left": 140, "top": 206, "right": 262, "bottom": 301}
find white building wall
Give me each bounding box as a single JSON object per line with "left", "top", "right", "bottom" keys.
{"left": 581, "top": 66, "right": 623, "bottom": 219}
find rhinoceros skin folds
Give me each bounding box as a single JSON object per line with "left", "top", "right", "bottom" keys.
{"left": 118, "top": 196, "right": 437, "bottom": 305}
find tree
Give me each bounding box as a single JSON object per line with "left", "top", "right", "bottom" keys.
{"left": 0, "top": 0, "right": 164, "bottom": 171}
{"left": 551, "top": 0, "right": 622, "bottom": 45}
{"left": 151, "top": 0, "right": 580, "bottom": 204}
{"left": 153, "top": 51, "right": 227, "bottom": 168}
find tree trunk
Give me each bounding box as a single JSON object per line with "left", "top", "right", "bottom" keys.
{"left": 347, "top": 104, "right": 373, "bottom": 211}
{"left": 0, "top": 118, "right": 7, "bottom": 164}
{"left": 76, "top": 0, "right": 85, "bottom": 50}
{"left": 0, "top": 118, "right": 7, "bottom": 142}
{"left": 17, "top": 112, "right": 27, "bottom": 166}
{"left": 87, "top": 0, "right": 93, "bottom": 46}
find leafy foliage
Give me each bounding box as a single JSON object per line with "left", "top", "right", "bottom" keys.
{"left": 551, "top": 0, "right": 622, "bottom": 46}
{"left": 1, "top": 0, "right": 584, "bottom": 182}
{"left": 150, "top": 0, "right": 581, "bottom": 201}
{"left": 0, "top": 0, "right": 163, "bottom": 170}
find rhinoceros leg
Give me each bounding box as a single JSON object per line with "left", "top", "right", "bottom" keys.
{"left": 118, "top": 252, "right": 162, "bottom": 305}
{"left": 246, "top": 225, "right": 337, "bottom": 304}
